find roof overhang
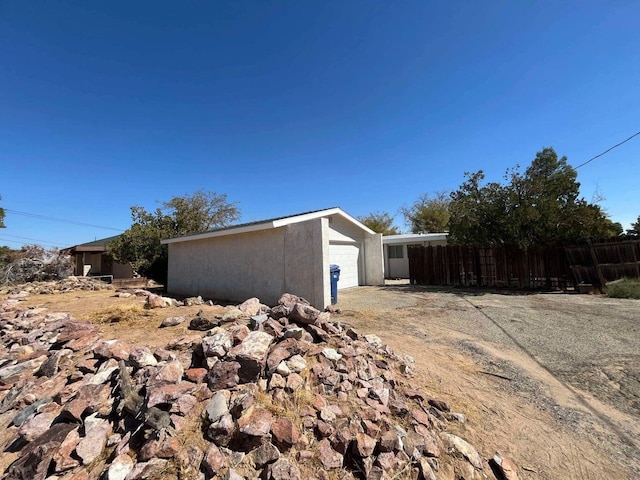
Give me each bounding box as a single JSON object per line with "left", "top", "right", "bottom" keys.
{"left": 382, "top": 233, "right": 448, "bottom": 245}
{"left": 161, "top": 207, "right": 376, "bottom": 245}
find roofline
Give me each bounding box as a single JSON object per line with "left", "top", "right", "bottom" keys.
{"left": 161, "top": 207, "right": 375, "bottom": 245}
{"left": 382, "top": 233, "right": 448, "bottom": 245}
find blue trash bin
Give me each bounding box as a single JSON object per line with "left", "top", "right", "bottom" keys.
{"left": 330, "top": 264, "right": 340, "bottom": 304}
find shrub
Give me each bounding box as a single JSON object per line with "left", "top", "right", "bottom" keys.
{"left": 606, "top": 278, "right": 640, "bottom": 299}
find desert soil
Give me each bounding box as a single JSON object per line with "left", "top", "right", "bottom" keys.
{"left": 338, "top": 283, "right": 640, "bottom": 480}
{"left": 16, "top": 283, "right": 640, "bottom": 480}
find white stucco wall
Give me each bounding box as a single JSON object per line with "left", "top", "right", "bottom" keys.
{"left": 364, "top": 234, "right": 384, "bottom": 285}
{"left": 166, "top": 218, "right": 331, "bottom": 308}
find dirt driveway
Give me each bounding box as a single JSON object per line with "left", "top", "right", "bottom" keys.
{"left": 338, "top": 283, "right": 640, "bottom": 480}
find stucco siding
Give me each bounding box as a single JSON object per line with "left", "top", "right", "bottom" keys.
{"left": 283, "top": 218, "right": 329, "bottom": 308}
{"left": 364, "top": 234, "right": 384, "bottom": 285}
{"left": 167, "top": 228, "right": 286, "bottom": 305}
{"left": 167, "top": 218, "right": 332, "bottom": 308}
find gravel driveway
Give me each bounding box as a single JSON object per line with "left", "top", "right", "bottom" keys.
{"left": 337, "top": 283, "right": 640, "bottom": 478}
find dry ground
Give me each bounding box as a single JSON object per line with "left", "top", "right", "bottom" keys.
{"left": 15, "top": 284, "right": 640, "bottom": 479}
{"left": 338, "top": 283, "right": 640, "bottom": 480}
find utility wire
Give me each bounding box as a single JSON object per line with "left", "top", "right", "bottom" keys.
{"left": 575, "top": 130, "right": 640, "bottom": 169}
{"left": 0, "top": 233, "right": 62, "bottom": 247}
{"left": 4, "top": 209, "right": 124, "bottom": 232}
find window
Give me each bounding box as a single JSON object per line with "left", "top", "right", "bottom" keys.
{"left": 388, "top": 245, "right": 403, "bottom": 259}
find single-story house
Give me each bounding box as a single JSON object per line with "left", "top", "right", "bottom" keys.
{"left": 161, "top": 208, "right": 384, "bottom": 309}
{"left": 63, "top": 235, "right": 134, "bottom": 279}
{"left": 383, "top": 233, "right": 448, "bottom": 279}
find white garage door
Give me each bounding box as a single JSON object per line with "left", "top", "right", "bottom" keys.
{"left": 329, "top": 242, "right": 361, "bottom": 289}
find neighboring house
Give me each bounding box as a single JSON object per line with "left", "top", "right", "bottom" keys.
{"left": 383, "top": 233, "right": 448, "bottom": 279}
{"left": 63, "top": 235, "right": 134, "bottom": 279}
{"left": 161, "top": 208, "right": 384, "bottom": 309}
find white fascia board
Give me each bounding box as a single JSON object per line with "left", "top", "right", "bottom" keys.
{"left": 382, "top": 233, "right": 448, "bottom": 245}
{"left": 272, "top": 208, "right": 376, "bottom": 235}
{"left": 161, "top": 207, "right": 376, "bottom": 245}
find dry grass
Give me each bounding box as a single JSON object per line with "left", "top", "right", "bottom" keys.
{"left": 87, "top": 304, "right": 153, "bottom": 324}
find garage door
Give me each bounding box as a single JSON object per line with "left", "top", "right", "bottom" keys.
{"left": 329, "top": 242, "right": 361, "bottom": 289}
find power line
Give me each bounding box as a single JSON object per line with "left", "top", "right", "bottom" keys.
{"left": 0, "top": 233, "right": 61, "bottom": 247}
{"left": 4, "top": 209, "right": 124, "bottom": 232}
{"left": 575, "top": 130, "right": 640, "bottom": 169}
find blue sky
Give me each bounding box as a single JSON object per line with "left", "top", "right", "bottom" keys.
{"left": 1, "top": 1, "right": 638, "bottom": 248}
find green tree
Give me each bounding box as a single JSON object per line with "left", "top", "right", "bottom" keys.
{"left": 400, "top": 192, "right": 450, "bottom": 233}
{"left": 109, "top": 190, "right": 240, "bottom": 283}
{"left": 449, "top": 148, "right": 620, "bottom": 246}
{"left": 357, "top": 212, "right": 401, "bottom": 235}
{"left": 0, "top": 195, "right": 5, "bottom": 228}
{"left": 627, "top": 216, "right": 640, "bottom": 238}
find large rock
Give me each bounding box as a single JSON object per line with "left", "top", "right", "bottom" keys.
{"left": 228, "top": 331, "right": 274, "bottom": 383}
{"left": 289, "top": 303, "right": 321, "bottom": 325}
{"left": 441, "top": 433, "right": 483, "bottom": 470}
{"left": 237, "top": 406, "right": 273, "bottom": 438}
{"left": 75, "top": 415, "right": 112, "bottom": 465}
{"left": 202, "top": 328, "right": 233, "bottom": 357}
{"left": 317, "top": 439, "right": 343, "bottom": 469}
{"left": 237, "top": 297, "right": 262, "bottom": 317}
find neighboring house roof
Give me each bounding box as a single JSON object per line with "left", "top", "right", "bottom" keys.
{"left": 63, "top": 235, "right": 121, "bottom": 253}
{"left": 382, "top": 233, "right": 448, "bottom": 245}
{"left": 161, "top": 207, "right": 375, "bottom": 245}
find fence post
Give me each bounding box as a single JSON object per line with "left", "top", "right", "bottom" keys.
{"left": 587, "top": 240, "right": 606, "bottom": 293}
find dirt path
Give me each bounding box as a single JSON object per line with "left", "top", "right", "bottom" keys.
{"left": 337, "top": 284, "right": 640, "bottom": 480}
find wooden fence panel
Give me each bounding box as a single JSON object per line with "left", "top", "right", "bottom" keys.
{"left": 407, "top": 242, "right": 639, "bottom": 290}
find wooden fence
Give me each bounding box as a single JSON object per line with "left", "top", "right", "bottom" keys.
{"left": 408, "top": 240, "right": 640, "bottom": 291}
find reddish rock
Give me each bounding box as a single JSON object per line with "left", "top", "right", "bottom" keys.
{"left": 285, "top": 372, "right": 304, "bottom": 392}
{"left": 93, "top": 340, "right": 131, "bottom": 361}
{"left": 490, "top": 452, "right": 520, "bottom": 480}
{"left": 106, "top": 452, "right": 134, "bottom": 480}
{"left": 185, "top": 367, "right": 207, "bottom": 383}
{"left": 266, "top": 346, "right": 293, "bottom": 373}
{"left": 289, "top": 303, "right": 320, "bottom": 325}
{"left": 237, "top": 297, "right": 262, "bottom": 316}
{"left": 146, "top": 293, "right": 167, "bottom": 309}
{"left": 146, "top": 381, "right": 197, "bottom": 408}
{"left": 228, "top": 331, "right": 274, "bottom": 383}
{"left": 379, "top": 430, "right": 401, "bottom": 453}
{"left": 355, "top": 432, "right": 377, "bottom": 458}
{"left": 202, "top": 443, "right": 227, "bottom": 476}
{"left": 202, "top": 329, "right": 233, "bottom": 358}
{"left": 207, "top": 413, "right": 235, "bottom": 446}
{"left": 317, "top": 439, "right": 343, "bottom": 469}
{"left": 129, "top": 347, "right": 158, "bottom": 368}
{"left": 251, "top": 441, "right": 280, "bottom": 468}
{"left": 62, "top": 398, "right": 89, "bottom": 422}
{"left": 19, "top": 410, "right": 58, "bottom": 442}
{"left": 271, "top": 417, "right": 301, "bottom": 447}
{"left": 52, "top": 427, "right": 81, "bottom": 472}
{"left": 75, "top": 416, "right": 111, "bottom": 465}
{"left": 428, "top": 398, "right": 450, "bottom": 412}
{"left": 151, "top": 360, "right": 184, "bottom": 384}
{"left": 415, "top": 424, "right": 442, "bottom": 458}
{"left": 418, "top": 457, "right": 438, "bottom": 480}
{"left": 139, "top": 431, "right": 180, "bottom": 461}
{"left": 175, "top": 445, "right": 204, "bottom": 480}
{"left": 269, "top": 458, "right": 302, "bottom": 480}
{"left": 208, "top": 361, "right": 241, "bottom": 390}
{"left": 237, "top": 406, "right": 273, "bottom": 437}
{"left": 170, "top": 393, "right": 198, "bottom": 415}
{"left": 9, "top": 420, "right": 75, "bottom": 471}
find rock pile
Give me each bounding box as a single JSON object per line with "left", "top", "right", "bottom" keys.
{"left": 0, "top": 288, "right": 494, "bottom": 480}
{"left": 0, "top": 277, "right": 113, "bottom": 296}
